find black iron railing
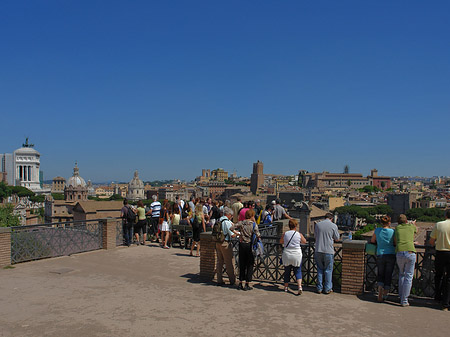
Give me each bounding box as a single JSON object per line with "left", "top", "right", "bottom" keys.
{"left": 229, "top": 237, "right": 342, "bottom": 291}
{"left": 11, "top": 219, "right": 103, "bottom": 264}
{"left": 365, "top": 245, "right": 436, "bottom": 298}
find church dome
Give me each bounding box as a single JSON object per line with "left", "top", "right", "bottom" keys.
{"left": 67, "top": 163, "right": 86, "bottom": 188}
{"left": 127, "top": 170, "right": 144, "bottom": 201}
{"left": 129, "top": 170, "right": 144, "bottom": 189}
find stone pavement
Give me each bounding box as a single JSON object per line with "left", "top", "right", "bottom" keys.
{"left": 0, "top": 243, "right": 448, "bottom": 337}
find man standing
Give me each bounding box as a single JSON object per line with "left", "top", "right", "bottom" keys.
{"left": 231, "top": 197, "right": 243, "bottom": 223}
{"left": 149, "top": 195, "right": 161, "bottom": 242}
{"left": 216, "top": 207, "right": 238, "bottom": 286}
{"left": 314, "top": 212, "right": 340, "bottom": 294}
{"left": 254, "top": 199, "right": 263, "bottom": 223}
{"left": 188, "top": 196, "right": 196, "bottom": 221}
{"left": 273, "top": 198, "right": 292, "bottom": 221}
{"left": 429, "top": 209, "right": 450, "bottom": 311}
{"left": 120, "top": 199, "right": 133, "bottom": 247}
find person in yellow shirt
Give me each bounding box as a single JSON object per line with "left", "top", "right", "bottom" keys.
{"left": 429, "top": 209, "right": 450, "bottom": 311}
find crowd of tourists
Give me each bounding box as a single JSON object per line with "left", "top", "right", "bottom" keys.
{"left": 120, "top": 196, "right": 450, "bottom": 311}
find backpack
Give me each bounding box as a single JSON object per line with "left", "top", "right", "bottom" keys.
{"left": 126, "top": 206, "right": 137, "bottom": 224}
{"left": 211, "top": 219, "right": 225, "bottom": 243}
{"left": 251, "top": 222, "right": 264, "bottom": 257}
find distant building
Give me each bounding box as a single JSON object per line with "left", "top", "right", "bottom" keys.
{"left": 250, "top": 161, "right": 264, "bottom": 194}
{"left": 127, "top": 170, "right": 145, "bottom": 201}
{"left": 387, "top": 192, "right": 420, "bottom": 222}
{"left": 0, "top": 139, "right": 45, "bottom": 193}
{"left": 72, "top": 201, "right": 123, "bottom": 221}
{"left": 52, "top": 176, "right": 66, "bottom": 193}
{"left": 211, "top": 168, "right": 228, "bottom": 181}
{"left": 369, "top": 169, "right": 391, "bottom": 190}
{"left": 64, "top": 163, "right": 88, "bottom": 202}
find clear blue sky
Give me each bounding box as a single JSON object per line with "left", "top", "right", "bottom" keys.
{"left": 1, "top": 0, "right": 449, "bottom": 182}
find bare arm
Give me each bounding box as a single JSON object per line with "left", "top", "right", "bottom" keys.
{"left": 370, "top": 233, "right": 377, "bottom": 244}
{"left": 429, "top": 237, "right": 436, "bottom": 246}
{"left": 300, "top": 233, "right": 307, "bottom": 244}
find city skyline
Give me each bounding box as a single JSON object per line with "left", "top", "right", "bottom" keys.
{"left": 1, "top": 1, "right": 449, "bottom": 181}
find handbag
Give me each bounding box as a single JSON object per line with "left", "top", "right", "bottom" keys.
{"left": 365, "top": 243, "right": 377, "bottom": 255}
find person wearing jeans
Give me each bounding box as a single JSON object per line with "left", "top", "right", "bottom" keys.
{"left": 281, "top": 219, "right": 307, "bottom": 295}
{"left": 395, "top": 214, "right": 417, "bottom": 307}
{"left": 314, "top": 213, "right": 340, "bottom": 294}
{"left": 315, "top": 252, "right": 334, "bottom": 293}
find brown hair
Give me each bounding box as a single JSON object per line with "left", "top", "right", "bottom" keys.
{"left": 245, "top": 209, "right": 255, "bottom": 219}
{"left": 445, "top": 209, "right": 450, "bottom": 219}
{"left": 137, "top": 200, "right": 144, "bottom": 208}
{"left": 288, "top": 219, "right": 298, "bottom": 230}
{"left": 398, "top": 214, "right": 408, "bottom": 224}
{"left": 380, "top": 215, "right": 391, "bottom": 226}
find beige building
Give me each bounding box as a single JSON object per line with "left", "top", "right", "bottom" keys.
{"left": 211, "top": 168, "right": 228, "bottom": 181}
{"left": 95, "top": 186, "right": 114, "bottom": 199}
{"left": 52, "top": 176, "right": 66, "bottom": 193}
{"left": 328, "top": 196, "right": 345, "bottom": 211}
{"left": 72, "top": 201, "right": 123, "bottom": 221}
{"left": 299, "top": 171, "right": 369, "bottom": 189}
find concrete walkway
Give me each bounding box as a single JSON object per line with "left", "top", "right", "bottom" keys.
{"left": 0, "top": 243, "right": 448, "bottom": 337}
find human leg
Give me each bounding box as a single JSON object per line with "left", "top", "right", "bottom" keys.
{"left": 294, "top": 266, "right": 303, "bottom": 294}
{"left": 397, "top": 252, "right": 415, "bottom": 305}
{"left": 438, "top": 251, "right": 450, "bottom": 308}
{"left": 396, "top": 252, "right": 406, "bottom": 302}
{"left": 216, "top": 243, "right": 225, "bottom": 284}
{"left": 245, "top": 250, "right": 254, "bottom": 287}
{"left": 435, "top": 251, "right": 445, "bottom": 301}
{"left": 223, "top": 242, "right": 236, "bottom": 284}
{"left": 284, "top": 265, "right": 292, "bottom": 288}
{"left": 238, "top": 242, "right": 247, "bottom": 284}
{"left": 315, "top": 252, "right": 325, "bottom": 292}
{"left": 323, "top": 253, "right": 334, "bottom": 293}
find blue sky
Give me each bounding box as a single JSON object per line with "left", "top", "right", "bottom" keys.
{"left": 1, "top": 0, "right": 449, "bottom": 182}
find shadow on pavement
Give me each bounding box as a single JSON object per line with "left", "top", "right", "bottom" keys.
{"left": 357, "top": 292, "right": 443, "bottom": 310}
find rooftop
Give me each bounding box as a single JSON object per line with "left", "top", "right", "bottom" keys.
{"left": 1, "top": 243, "right": 448, "bottom": 337}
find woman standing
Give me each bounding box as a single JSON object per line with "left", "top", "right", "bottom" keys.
{"left": 370, "top": 215, "right": 395, "bottom": 302}
{"left": 134, "top": 200, "right": 147, "bottom": 245}
{"left": 160, "top": 200, "right": 171, "bottom": 249}
{"left": 395, "top": 214, "right": 417, "bottom": 307}
{"left": 190, "top": 200, "right": 205, "bottom": 257}
{"left": 281, "top": 219, "right": 307, "bottom": 295}
{"left": 235, "top": 209, "right": 261, "bottom": 291}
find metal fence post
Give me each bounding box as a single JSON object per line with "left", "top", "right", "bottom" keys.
{"left": 0, "top": 227, "right": 12, "bottom": 267}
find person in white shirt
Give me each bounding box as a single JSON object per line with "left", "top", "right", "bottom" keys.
{"left": 280, "top": 219, "right": 306, "bottom": 295}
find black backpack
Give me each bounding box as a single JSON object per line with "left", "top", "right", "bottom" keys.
{"left": 211, "top": 219, "right": 225, "bottom": 243}
{"left": 126, "top": 206, "right": 137, "bottom": 224}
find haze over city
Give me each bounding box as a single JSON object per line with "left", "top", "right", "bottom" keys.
{"left": 1, "top": 0, "right": 449, "bottom": 181}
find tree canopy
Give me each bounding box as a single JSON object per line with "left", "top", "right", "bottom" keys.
{"left": 0, "top": 204, "right": 20, "bottom": 227}
{"left": 405, "top": 208, "right": 445, "bottom": 222}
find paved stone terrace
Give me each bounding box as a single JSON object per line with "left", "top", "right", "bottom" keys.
{"left": 0, "top": 243, "right": 448, "bottom": 337}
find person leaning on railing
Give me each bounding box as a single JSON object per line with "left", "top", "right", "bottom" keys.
{"left": 280, "top": 219, "right": 307, "bottom": 295}
{"left": 370, "top": 215, "right": 395, "bottom": 302}
{"left": 428, "top": 208, "right": 450, "bottom": 311}
{"left": 394, "top": 214, "right": 418, "bottom": 307}
{"left": 234, "top": 209, "right": 261, "bottom": 291}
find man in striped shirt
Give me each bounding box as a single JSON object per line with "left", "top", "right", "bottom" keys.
{"left": 149, "top": 195, "right": 161, "bottom": 242}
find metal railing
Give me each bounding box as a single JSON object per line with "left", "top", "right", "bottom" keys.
{"left": 365, "top": 246, "right": 436, "bottom": 298}
{"left": 11, "top": 219, "right": 103, "bottom": 264}
{"left": 229, "top": 237, "right": 343, "bottom": 291}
